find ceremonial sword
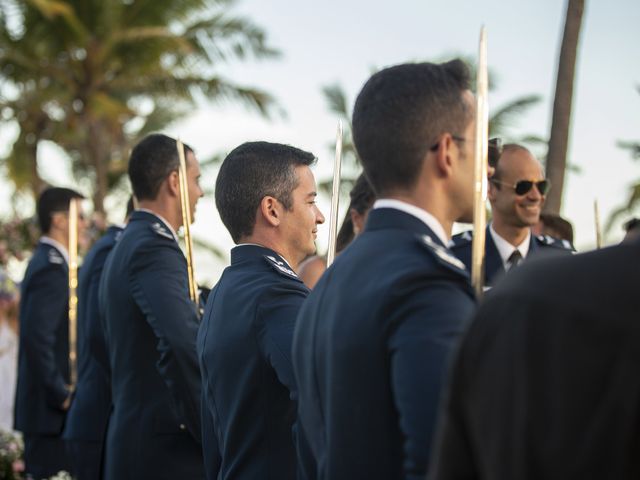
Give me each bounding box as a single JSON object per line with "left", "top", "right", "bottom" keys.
{"left": 326, "top": 120, "right": 344, "bottom": 268}
{"left": 471, "top": 26, "right": 490, "bottom": 299}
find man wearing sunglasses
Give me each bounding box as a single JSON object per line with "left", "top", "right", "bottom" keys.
{"left": 451, "top": 143, "right": 572, "bottom": 288}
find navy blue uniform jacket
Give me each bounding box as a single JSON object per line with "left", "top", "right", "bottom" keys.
{"left": 450, "top": 227, "right": 573, "bottom": 287}
{"left": 292, "top": 208, "right": 476, "bottom": 480}
{"left": 64, "top": 225, "right": 122, "bottom": 443}
{"left": 15, "top": 241, "right": 70, "bottom": 434}
{"left": 430, "top": 237, "right": 640, "bottom": 479}
{"left": 197, "top": 245, "right": 309, "bottom": 480}
{"left": 99, "top": 211, "right": 203, "bottom": 479}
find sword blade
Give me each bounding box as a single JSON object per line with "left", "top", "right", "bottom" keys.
{"left": 326, "top": 120, "right": 343, "bottom": 268}
{"left": 471, "top": 26, "right": 490, "bottom": 299}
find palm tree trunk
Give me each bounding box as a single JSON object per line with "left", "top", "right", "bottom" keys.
{"left": 544, "top": 0, "right": 586, "bottom": 214}
{"left": 88, "top": 120, "right": 108, "bottom": 214}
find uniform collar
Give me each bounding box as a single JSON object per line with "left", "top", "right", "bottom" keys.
{"left": 40, "top": 236, "right": 69, "bottom": 265}
{"left": 134, "top": 209, "right": 179, "bottom": 243}
{"left": 372, "top": 199, "right": 449, "bottom": 246}
{"left": 231, "top": 244, "right": 293, "bottom": 269}
{"left": 489, "top": 223, "right": 531, "bottom": 269}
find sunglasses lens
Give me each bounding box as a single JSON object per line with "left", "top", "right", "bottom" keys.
{"left": 515, "top": 181, "right": 533, "bottom": 195}
{"left": 536, "top": 180, "right": 550, "bottom": 195}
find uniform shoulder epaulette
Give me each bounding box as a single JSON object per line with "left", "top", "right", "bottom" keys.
{"left": 535, "top": 234, "right": 575, "bottom": 251}
{"left": 150, "top": 222, "right": 174, "bottom": 241}
{"left": 47, "top": 248, "right": 64, "bottom": 265}
{"left": 450, "top": 230, "right": 473, "bottom": 249}
{"left": 263, "top": 255, "right": 300, "bottom": 281}
{"left": 417, "top": 234, "right": 468, "bottom": 274}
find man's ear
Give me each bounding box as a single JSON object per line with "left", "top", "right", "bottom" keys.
{"left": 259, "top": 196, "right": 281, "bottom": 227}
{"left": 50, "top": 211, "right": 67, "bottom": 232}
{"left": 487, "top": 179, "right": 498, "bottom": 202}
{"left": 166, "top": 170, "right": 180, "bottom": 198}
{"left": 432, "top": 134, "right": 455, "bottom": 178}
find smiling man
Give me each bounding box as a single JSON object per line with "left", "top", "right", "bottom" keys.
{"left": 451, "top": 143, "right": 572, "bottom": 288}
{"left": 197, "top": 141, "right": 324, "bottom": 480}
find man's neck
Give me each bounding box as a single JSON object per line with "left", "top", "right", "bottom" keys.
{"left": 381, "top": 191, "right": 453, "bottom": 239}
{"left": 491, "top": 220, "right": 531, "bottom": 247}
{"left": 138, "top": 200, "right": 180, "bottom": 232}
{"left": 44, "top": 230, "right": 68, "bottom": 251}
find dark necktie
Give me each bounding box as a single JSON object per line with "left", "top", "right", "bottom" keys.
{"left": 508, "top": 249, "right": 522, "bottom": 270}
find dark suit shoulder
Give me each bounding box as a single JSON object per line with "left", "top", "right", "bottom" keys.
{"left": 450, "top": 230, "right": 473, "bottom": 250}
{"left": 262, "top": 254, "right": 306, "bottom": 285}
{"left": 533, "top": 234, "right": 575, "bottom": 252}
{"left": 23, "top": 245, "right": 67, "bottom": 283}
{"left": 148, "top": 220, "right": 176, "bottom": 242}
{"left": 415, "top": 234, "right": 469, "bottom": 277}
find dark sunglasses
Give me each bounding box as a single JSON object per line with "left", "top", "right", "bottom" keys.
{"left": 491, "top": 178, "right": 551, "bottom": 196}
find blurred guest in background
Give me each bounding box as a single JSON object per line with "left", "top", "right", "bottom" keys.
{"left": 0, "top": 271, "right": 19, "bottom": 431}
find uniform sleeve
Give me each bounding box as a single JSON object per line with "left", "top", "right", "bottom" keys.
{"left": 86, "top": 250, "right": 111, "bottom": 377}
{"left": 388, "top": 278, "right": 474, "bottom": 480}
{"left": 200, "top": 381, "right": 222, "bottom": 479}
{"left": 256, "top": 283, "right": 310, "bottom": 475}
{"left": 255, "top": 283, "right": 307, "bottom": 394}
{"left": 20, "top": 265, "right": 69, "bottom": 408}
{"left": 427, "top": 330, "right": 478, "bottom": 480}
{"left": 129, "top": 242, "right": 202, "bottom": 441}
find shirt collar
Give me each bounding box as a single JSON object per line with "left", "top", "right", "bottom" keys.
{"left": 373, "top": 199, "right": 449, "bottom": 246}
{"left": 489, "top": 223, "right": 531, "bottom": 269}
{"left": 40, "top": 236, "right": 69, "bottom": 265}
{"left": 136, "top": 208, "right": 179, "bottom": 243}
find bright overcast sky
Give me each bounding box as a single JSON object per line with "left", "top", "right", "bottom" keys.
{"left": 1, "top": 0, "right": 639, "bottom": 283}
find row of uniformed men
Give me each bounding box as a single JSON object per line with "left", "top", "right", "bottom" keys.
{"left": 17, "top": 58, "right": 628, "bottom": 480}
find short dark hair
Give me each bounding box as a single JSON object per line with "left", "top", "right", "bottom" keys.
{"left": 128, "top": 133, "right": 194, "bottom": 201}
{"left": 336, "top": 172, "right": 376, "bottom": 252}
{"left": 215, "top": 141, "right": 316, "bottom": 243}
{"left": 493, "top": 143, "right": 533, "bottom": 181}
{"left": 37, "top": 187, "right": 85, "bottom": 234}
{"left": 352, "top": 60, "right": 472, "bottom": 196}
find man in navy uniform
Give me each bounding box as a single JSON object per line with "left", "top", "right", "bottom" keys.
{"left": 63, "top": 198, "right": 133, "bottom": 479}
{"left": 430, "top": 237, "right": 640, "bottom": 479}
{"left": 198, "top": 141, "right": 325, "bottom": 479}
{"left": 15, "top": 186, "right": 85, "bottom": 479}
{"left": 292, "top": 61, "right": 477, "bottom": 480}
{"left": 100, "top": 134, "right": 204, "bottom": 479}
{"left": 451, "top": 143, "right": 572, "bottom": 288}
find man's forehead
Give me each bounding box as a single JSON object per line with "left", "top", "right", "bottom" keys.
{"left": 499, "top": 149, "right": 542, "bottom": 177}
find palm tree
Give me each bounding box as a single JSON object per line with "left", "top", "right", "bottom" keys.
{"left": 0, "top": 0, "right": 279, "bottom": 213}
{"left": 544, "top": 0, "right": 586, "bottom": 214}
{"left": 605, "top": 86, "right": 640, "bottom": 232}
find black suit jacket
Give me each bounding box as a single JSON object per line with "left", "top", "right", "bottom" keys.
{"left": 430, "top": 238, "right": 640, "bottom": 479}
{"left": 64, "top": 225, "right": 122, "bottom": 443}
{"left": 15, "top": 240, "right": 70, "bottom": 435}
{"left": 293, "top": 208, "right": 476, "bottom": 480}
{"left": 451, "top": 226, "right": 573, "bottom": 287}
{"left": 99, "top": 211, "right": 203, "bottom": 479}
{"left": 197, "top": 245, "right": 309, "bottom": 480}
